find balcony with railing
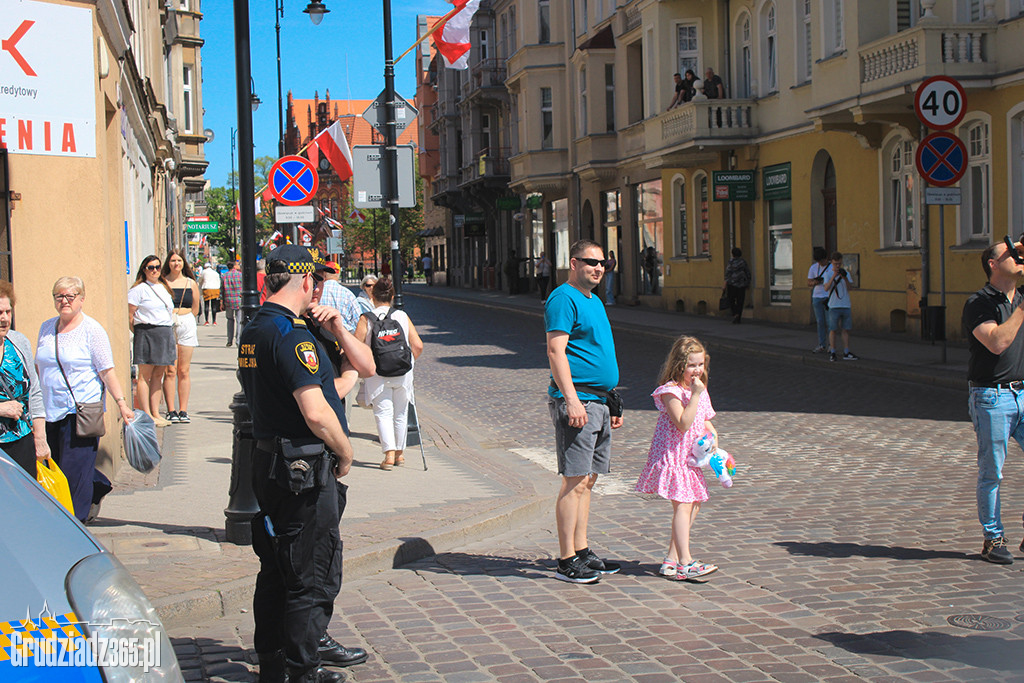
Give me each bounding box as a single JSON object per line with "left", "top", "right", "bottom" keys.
{"left": 459, "top": 148, "right": 511, "bottom": 188}
{"left": 645, "top": 99, "right": 757, "bottom": 155}
{"left": 619, "top": 4, "right": 641, "bottom": 36}
{"left": 462, "top": 58, "right": 509, "bottom": 103}
{"left": 858, "top": 21, "right": 997, "bottom": 87}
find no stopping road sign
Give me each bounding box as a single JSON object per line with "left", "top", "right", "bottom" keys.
{"left": 916, "top": 132, "right": 967, "bottom": 187}
{"left": 269, "top": 155, "right": 319, "bottom": 206}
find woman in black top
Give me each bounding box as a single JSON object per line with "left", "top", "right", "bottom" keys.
{"left": 161, "top": 249, "right": 201, "bottom": 423}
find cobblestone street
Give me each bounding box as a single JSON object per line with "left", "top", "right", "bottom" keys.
{"left": 171, "top": 292, "right": 1024, "bottom": 682}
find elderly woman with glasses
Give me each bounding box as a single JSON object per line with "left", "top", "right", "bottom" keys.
{"left": 0, "top": 280, "right": 49, "bottom": 478}
{"left": 127, "top": 254, "right": 177, "bottom": 426}
{"left": 356, "top": 275, "right": 378, "bottom": 314}
{"left": 36, "top": 277, "right": 134, "bottom": 522}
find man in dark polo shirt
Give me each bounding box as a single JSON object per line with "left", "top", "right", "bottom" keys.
{"left": 962, "top": 239, "right": 1024, "bottom": 564}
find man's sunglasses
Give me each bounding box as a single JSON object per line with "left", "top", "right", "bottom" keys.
{"left": 574, "top": 257, "right": 604, "bottom": 267}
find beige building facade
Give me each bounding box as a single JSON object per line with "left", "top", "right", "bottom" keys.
{"left": 0, "top": 0, "right": 206, "bottom": 474}
{"left": 431, "top": 0, "right": 1024, "bottom": 340}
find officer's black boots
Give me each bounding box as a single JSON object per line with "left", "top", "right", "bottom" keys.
{"left": 290, "top": 667, "right": 346, "bottom": 683}
{"left": 256, "top": 651, "right": 287, "bottom": 683}
{"left": 317, "top": 634, "right": 369, "bottom": 668}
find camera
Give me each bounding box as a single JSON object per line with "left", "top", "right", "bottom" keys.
{"left": 838, "top": 268, "right": 847, "bottom": 277}
{"left": 1004, "top": 235, "right": 1024, "bottom": 265}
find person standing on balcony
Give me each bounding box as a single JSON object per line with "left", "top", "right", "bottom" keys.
{"left": 703, "top": 68, "right": 725, "bottom": 99}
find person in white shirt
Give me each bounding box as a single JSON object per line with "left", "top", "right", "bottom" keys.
{"left": 822, "top": 251, "right": 859, "bottom": 362}
{"left": 197, "top": 262, "right": 222, "bottom": 325}
{"left": 127, "top": 255, "right": 176, "bottom": 426}
{"left": 807, "top": 247, "right": 830, "bottom": 353}
{"left": 37, "top": 276, "right": 134, "bottom": 522}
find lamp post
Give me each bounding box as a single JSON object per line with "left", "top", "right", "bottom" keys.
{"left": 230, "top": 127, "right": 238, "bottom": 256}
{"left": 275, "top": 0, "right": 285, "bottom": 157}
{"left": 381, "top": 0, "right": 404, "bottom": 308}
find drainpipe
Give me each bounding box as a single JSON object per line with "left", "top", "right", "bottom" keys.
{"left": 724, "top": 0, "right": 731, "bottom": 97}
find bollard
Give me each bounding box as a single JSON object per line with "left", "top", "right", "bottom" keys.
{"left": 224, "top": 387, "right": 259, "bottom": 544}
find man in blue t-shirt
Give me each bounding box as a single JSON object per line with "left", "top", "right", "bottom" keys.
{"left": 546, "top": 240, "right": 623, "bottom": 584}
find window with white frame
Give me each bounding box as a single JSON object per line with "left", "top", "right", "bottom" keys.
{"left": 824, "top": 0, "right": 844, "bottom": 56}
{"left": 737, "top": 15, "right": 752, "bottom": 98}
{"left": 479, "top": 29, "right": 489, "bottom": 61}
{"left": 885, "top": 138, "right": 918, "bottom": 247}
{"left": 179, "top": 0, "right": 188, "bottom": 9}
{"left": 677, "top": 24, "right": 699, "bottom": 80}
{"left": 182, "top": 65, "right": 193, "bottom": 132}
{"left": 957, "top": 0, "right": 983, "bottom": 21}
{"left": 896, "top": 0, "right": 923, "bottom": 30}
{"left": 541, "top": 87, "right": 553, "bottom": 149}
{"left": 763, "top": 3, "right": 778, "bottom": 94}
{"left": 798, "top": 0, "right": 812, "bottom": 82}
{"left": 962, "top": 120, "right": 991, "bottom": 241}
{"left": 581, "top": 0, "right": 588, "bottom": 32}
{"left": 696, "top": 173, "right": 710, "bottom": 256}
{"left": 673, "top": 176, "right": 688, "bottom": 258}
{"left": 539, "top": 0, "right": 551, "bottom": 43}
{"left": 579, "top": 68, "right": 587, "bottom": 136}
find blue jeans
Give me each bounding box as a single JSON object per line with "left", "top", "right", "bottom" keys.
{"left": 605, "top": 272, "right": 615, "bottom": 304}
{"left": 812, "top": 297, "right": 829, "bottom": 348}
{"left": 968, "top": 386, "right": 1024, "bottom": 539}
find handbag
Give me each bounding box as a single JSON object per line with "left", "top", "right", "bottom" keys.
{"left": 54, "top": 326, "right": 106, "bottom": 438}
{"left": 171, "top": 281, "right": 188, "bottom": 332}
{"left": 37, "top": 458, "right": 74, "bottom": 514}
{"left": 718, "top": 293, "right": 730, "bottom": 311}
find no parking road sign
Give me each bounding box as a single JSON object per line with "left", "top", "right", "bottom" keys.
{"left": 915, "top": 132, "right": 967, "bottom": 188}
{"left": 269, "top": 155, "right": 319, "bottom": 206}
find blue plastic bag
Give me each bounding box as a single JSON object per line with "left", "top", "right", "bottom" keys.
{"left": 123, "top": 412, "right": 161, "bottom": 473}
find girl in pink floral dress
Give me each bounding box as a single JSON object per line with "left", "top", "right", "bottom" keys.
{"left": 635, "top": 336, "right": 719, "bottom": 580}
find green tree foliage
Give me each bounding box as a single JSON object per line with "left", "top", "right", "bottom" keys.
{"left": 202, "top": 156, "right": 277, "bottom": 260}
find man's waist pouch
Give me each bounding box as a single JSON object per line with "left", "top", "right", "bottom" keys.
{"left": 258, "top": 436, "right": 334, "bottom": 494}
{"left": 549, "top": 381, "right": 623, "bottom": 417}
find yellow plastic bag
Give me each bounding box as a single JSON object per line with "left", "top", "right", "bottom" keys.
{"left": 37, "top": 458, "right": 74, "bottom": 514}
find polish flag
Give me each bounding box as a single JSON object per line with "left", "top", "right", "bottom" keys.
{"left": 435, "top": 0, "right": 481, "bottom": 69}
{"left": 298, "top": 226, "right": 313, "bottom": 246}
{"left": 234, "top": 196, "right": 261, "bottom": 221}
{"left": 307, "top": 121, "right": 353, "bottom": 181}
{"left": 349, "top": 208, "right": 366, "bottom": 223}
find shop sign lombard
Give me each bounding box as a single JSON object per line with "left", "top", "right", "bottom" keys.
{"left": 762, "top": 163, "right": 791, "bottom": 201}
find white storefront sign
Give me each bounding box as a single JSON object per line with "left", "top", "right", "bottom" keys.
{"left": 0, "top": 1, "right": 96, "bottom": 157}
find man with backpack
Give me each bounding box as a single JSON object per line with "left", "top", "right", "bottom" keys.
{"left": 353, "top": 277, "right": 424, "bottom": 470}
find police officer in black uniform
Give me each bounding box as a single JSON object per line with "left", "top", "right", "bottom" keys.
{"left": 239, "top": 245, "right": 366, "bottom": 683}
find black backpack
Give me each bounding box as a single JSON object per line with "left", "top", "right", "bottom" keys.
{"left": 363, "top": 307, "right": 413, "bottom": 377}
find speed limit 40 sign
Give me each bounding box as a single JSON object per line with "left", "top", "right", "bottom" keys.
{"left": 915, "top": 76, "right": 967, "bottom": 130}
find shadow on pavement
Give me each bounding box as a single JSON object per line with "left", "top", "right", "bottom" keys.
{"left": 776, "top": 541, "right": 970, "bottom": 561}
{"left": 401, "top": 549, "right": 552, "bottom": 579}
{"left": 814, "top": 630, "right": 1024, "bottom": 671}
{"left": 88, "top": 517, "right": 223, "bottom": 541}
{"left": 171, "top": 636, "right": 254, "bottom": 681}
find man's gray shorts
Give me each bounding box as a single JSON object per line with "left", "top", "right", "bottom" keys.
{"left": 548, "top": 397, "right": 612, "bottom": 477}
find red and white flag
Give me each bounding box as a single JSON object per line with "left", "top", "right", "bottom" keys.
{"left": 234, "top": 196, "right": 261, "bottom": 221}
{"left": 435, "top": 0, "right": 481, "bottom": 69}
{"left": 307, "top": 121, "right": 353, "bottom": 181}
{"left": 349, "top": 208, "right": 366, "bottom": 223}
{"left": 298, "top": 225, "right": 313, "bottom": 247}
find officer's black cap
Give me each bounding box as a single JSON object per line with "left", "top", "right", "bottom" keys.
{"left": 265, "top": 245, "right": 336, "bottom": 275}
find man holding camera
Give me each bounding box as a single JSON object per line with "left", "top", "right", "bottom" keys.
{"left": 962, "top": 239, "right": 1024, "bottom": 564}
{"left": 823, "top": 251, "right": 858, "bottom": 362}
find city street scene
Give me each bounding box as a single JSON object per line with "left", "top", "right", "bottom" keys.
{"left": 3, "top": 0, "right": 1024, "bottom": 681}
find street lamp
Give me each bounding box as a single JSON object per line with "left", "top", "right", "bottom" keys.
{"left": 230, "top": 127, "right": 238, "bottom": 256}
{"left": 250, "top": 78, "right": 261, "bottom": 112}
{"left": 275, "top": 0, "right": 286, "bottom": 158}
{"left": 303, "top": 1, "right": 330, "bottom": 24}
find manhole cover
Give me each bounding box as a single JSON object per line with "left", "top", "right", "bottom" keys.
{"left": 947, "top": 615, "right": 1013, "bottom": 631}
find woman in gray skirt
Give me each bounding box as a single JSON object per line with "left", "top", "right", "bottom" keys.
{"left": 127, "top": 255, "right": 177, "bottom": 427}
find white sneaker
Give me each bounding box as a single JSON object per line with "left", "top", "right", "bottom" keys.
{"left": 812, "top": 345, "right": 826, "bottom": 353}
{"left": 675, "top": 560, "right": 718, "bottom": 579}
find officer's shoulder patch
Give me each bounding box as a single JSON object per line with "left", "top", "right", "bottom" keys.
{"left": 292, "top": 318, "right": 306, "bottom": 327}
{"left": 295, "top": 340, "right": 319, "bottom": 374}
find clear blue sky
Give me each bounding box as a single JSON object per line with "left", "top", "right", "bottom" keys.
{"left": 200, "top": 0, "right": 452, "bottom": 189}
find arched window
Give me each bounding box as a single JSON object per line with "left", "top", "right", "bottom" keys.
{"left": 737, "top": 15, "right": 752, "bottom": 98}
{"left": 694, "top": 172, "right": 710, "bottom": 256}
{"left": 884, "top": 137, "right": 918, "bottom": 247}
{"left": 961, "top": 120, "right": 991, "bottom": 242}
{"left": 673, "top": 175, "right": 688, "bottom": 258}
{"left": 762, "top": 3, "right": 778, "bottom": 94}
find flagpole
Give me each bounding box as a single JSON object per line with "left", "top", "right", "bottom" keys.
{"left": 393, "top": 2, "right": 464, "bottom": 65}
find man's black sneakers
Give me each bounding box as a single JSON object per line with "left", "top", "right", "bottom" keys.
{"left": 982, "top": 536, "right": 1014, "bottom": 564}
{"left": 554, "top": 555, "right": 600, "bottom": 583}
{"left": 581, "top": 548, "right": 621, "bottom": 574}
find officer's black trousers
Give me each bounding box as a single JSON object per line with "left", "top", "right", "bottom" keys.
{"left": 251, "top": 446, "right": 345, "bottom": 676}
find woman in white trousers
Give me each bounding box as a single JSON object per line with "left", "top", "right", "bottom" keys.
{"left": 354, "top": 276, "right": 424, "bottom": 469}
